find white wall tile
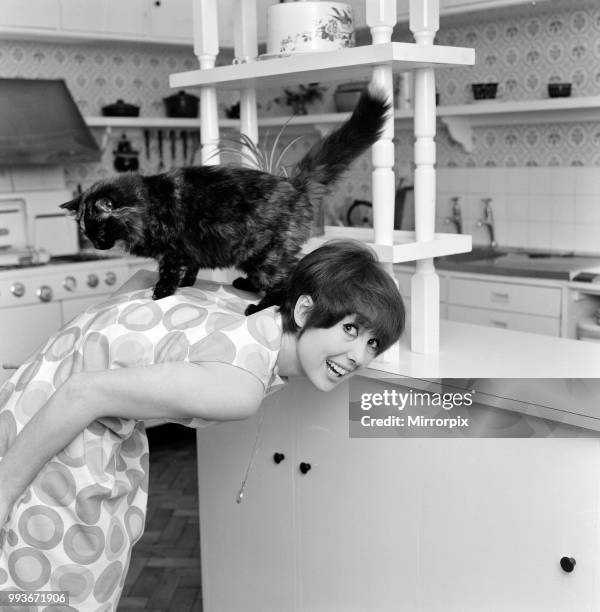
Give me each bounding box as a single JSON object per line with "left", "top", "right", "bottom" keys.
{"left": 575, "top": 195, "right": 600, "bottom": 225}
{"left": 550, "top": 223, "right": 576, "bottom": 252}
{"left": 503, "top": 169, "right": 528, "bottom": 195}
{"left": 574, "top": 168, "right": 600, "bottom": 196}
{"left": 550, "top": 196, "right": 576, "bottom": 224}
{"left": 528, "top": 221, "right": 552, "bottom": 250}
{"left": 575, "top": 224, "right": 600, "bottom": 254}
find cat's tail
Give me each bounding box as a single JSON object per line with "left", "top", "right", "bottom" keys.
{"left": 290, "top": 84, "right": 391, "bottom": 193}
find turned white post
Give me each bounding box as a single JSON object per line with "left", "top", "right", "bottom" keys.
{"left": 366, "top": 0, "right": 396, "bottom": 268}
{"left": 233, "top": 0, "right": 259, "bottom": 150}
{"left": 194, "top": 0, "right": 220, "bottom": 165}
{"left": 410, "top": 0, "right": 440, "bottom": 354}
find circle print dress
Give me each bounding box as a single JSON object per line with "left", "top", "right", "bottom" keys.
{"left": 0, "top": 280, "right": 286, "bottom": 611}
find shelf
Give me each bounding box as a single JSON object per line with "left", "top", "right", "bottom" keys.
{"left": 85, "top": 95, "right": 600, "bottom": 143}
{"left": 439, "top": 96, "right": 600, "bottom": 152}
{"left": 169, "top": 42, "right": 475, "bottom": 91}
{"left": 302, "top": 226, "right": 472, "bottom": 264}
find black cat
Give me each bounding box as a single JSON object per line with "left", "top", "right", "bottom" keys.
{"left": 61, "top": 87, "right": 389, "bottom": 314}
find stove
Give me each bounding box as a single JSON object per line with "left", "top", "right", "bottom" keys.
{"left": 0, "top": 254, "right": 131, "bottom": 308}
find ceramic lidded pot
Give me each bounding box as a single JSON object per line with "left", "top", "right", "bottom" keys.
{"left": 267, "top": 2, "right": 355, "bottom": 55}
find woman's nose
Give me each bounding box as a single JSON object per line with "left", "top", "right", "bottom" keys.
{"left": 348, "top": 340, "right": 369, "bottom": 367}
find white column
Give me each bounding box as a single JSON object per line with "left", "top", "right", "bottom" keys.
{"left": 366, "top": 0, "right": 396, "bottom": 264}
{"left": 194, "top": 0, "right": 220, "bottom": 165}
{"left": 410, "top": 0, "right": 440, "bottom": 354}
{"left": 233, "top": 0, "right": 259, "bottom": 150}
{"left": 366, "top": 0, "right": 397, "bottom": 368}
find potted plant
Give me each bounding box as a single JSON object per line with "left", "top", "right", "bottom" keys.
{"left": 274, "top": 83, "right": 327, "bottom": 115}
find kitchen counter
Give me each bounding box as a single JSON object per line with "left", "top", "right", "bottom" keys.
{"left": 373, "top": 319, "right": 600, "bottom": 378}
{"left": 436, "top": 252, "right": 600, "bottom": 280}
{"left": 395, "top": 250, "right": 600, "bottom": 280}
{"left": 365, "top": 320, "right": 600, "bottom": 432}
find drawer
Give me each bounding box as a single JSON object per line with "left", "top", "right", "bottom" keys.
{"left": 448, "top": 278, "right": 561, "bottom": 317}
{"left": 447, "top": 305, "right": 560, "bottom": 337}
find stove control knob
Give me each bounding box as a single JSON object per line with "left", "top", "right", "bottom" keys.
{"left": 11, "top": 283, "right": 25, "bottom": 298}
{"left": 104, "top": 271, "right": 117, "bottom": 286}
{"left": 63, "top": 276, "right": 77, "bottom": 292}
{"left": 37, "top": 285, "right": 53, "bottom": 303}
{"left": 87, "top": 274, "right": 99, "bottom": 288}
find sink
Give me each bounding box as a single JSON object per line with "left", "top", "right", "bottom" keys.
{"left": 437, "top": 246, "right": 508, "bottom": 263}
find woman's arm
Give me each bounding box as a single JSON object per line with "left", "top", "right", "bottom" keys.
{"left": 0, "top": 361, "right": 264, "bottom": 523}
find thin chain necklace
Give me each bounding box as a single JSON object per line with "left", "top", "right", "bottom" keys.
{"left": 236, "top": 406, "right": 266, "bottom": 504}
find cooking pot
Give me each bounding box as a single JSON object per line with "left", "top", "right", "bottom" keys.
{"left": 163, "top": 90, "right": 199, "bottom": 118}
{"left": 102, "top": 99, "right": 140, "bottom": 117}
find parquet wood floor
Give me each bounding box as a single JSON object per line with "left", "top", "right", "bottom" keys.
{"left": 118, "top": 425, "right": 203, "bottom": 612}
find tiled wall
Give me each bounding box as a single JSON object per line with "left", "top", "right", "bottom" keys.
{"left": 437, "top": 167, "right": 600, "bottom": 253}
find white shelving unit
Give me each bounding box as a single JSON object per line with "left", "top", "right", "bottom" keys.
{"left": 167, "top": 0, "right": 475, "bottom": 354}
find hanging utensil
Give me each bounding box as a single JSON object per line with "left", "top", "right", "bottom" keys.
{"left": 181, "top": 130, "right": 188, "bottom": 166}
{"left": 169, "top": 130, "right": 177, "bottom": 168}
{"left": 157, "top": 130, "right": 164, "bottom": 171}
{"left": 144, "top": 129, "right": 151, "bottom": 161}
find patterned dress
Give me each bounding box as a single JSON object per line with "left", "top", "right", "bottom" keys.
{"left": 0, "top": 281, "right": 285, "bottom": 611}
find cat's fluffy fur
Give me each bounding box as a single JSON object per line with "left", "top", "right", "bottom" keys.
{"left": 61, "top": 87, "right": 390, "bottom": 313}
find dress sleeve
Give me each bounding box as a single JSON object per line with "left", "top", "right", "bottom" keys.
{"left": 175, "top": 308, "right": 284, "bottom": 430}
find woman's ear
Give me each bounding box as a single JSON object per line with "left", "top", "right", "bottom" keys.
{"left": 293, "top": 295, "right": 313, "bottom": 328}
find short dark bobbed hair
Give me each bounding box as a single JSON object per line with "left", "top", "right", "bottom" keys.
{"left": 279, "top": 240, "right": 405, "bottom": 355}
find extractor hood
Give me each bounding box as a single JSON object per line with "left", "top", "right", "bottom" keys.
{"left": 0, "top": 78, "right": 101, "bottom": 165}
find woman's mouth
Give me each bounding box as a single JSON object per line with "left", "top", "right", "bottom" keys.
{"left": 326, "top": 359, "right": 350, "bottom": 378}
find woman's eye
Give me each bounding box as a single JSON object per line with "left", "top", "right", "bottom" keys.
{"left": 343, "top": 323, "right": 358, "bottom": 336}
{"left": 368, "top": 338, "right": 380, "bottom": 352}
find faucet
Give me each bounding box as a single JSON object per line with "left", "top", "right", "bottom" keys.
{"left": 444, "top": 197, "right": 463, "bottom": 234}
{"left": 476, "top": 198, "right": 497, "bottom": 248}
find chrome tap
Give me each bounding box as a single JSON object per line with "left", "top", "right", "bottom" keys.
{"left": 444, "top": 197, "right": 463, "bottom": 234}
{"left": 476, "top": 198, "right": 497, "bottom": 248}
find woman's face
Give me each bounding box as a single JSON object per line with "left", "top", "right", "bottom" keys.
{"left": 296, "top": 315, "right": 380, "bottom": 392}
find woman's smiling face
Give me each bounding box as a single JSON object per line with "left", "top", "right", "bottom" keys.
{"left": 295, "top": 314, "right": 380, "bottom": 392}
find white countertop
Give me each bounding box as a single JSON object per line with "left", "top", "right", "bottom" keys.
{"left": 372, "top": 320, "right": 600, "bottom": 378}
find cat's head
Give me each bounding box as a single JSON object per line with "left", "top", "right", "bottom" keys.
{"left": 60, "top": 176, "right": 145, "bottom": 250}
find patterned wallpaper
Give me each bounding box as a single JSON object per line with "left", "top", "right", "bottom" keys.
{"left": 0, "top": 0, "right": 599, "bottom": 247}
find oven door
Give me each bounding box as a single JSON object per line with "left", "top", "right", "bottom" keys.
{"left": 0, "top": 302, "right": 62, "bottom": 385}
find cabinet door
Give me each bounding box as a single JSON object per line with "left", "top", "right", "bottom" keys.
{"left": 148, "top": 0, "right": 192, "bottom": 42}
{"left": 293, "top": 379, "right": 420, "bottom": 611}
{"left": 60, "top": 0, "right": 147, "bottom": 37}
{"left": 195, "top": 391, "right": 296, "bottom": 612}
{"left": 417, "top": 438, "right": 600, "bottom": 611}
{"left": 1, "top": 0, "right": 60, "bottom": 29}
{"left": 0, "top": 302, "right": 62, "bottom": 385}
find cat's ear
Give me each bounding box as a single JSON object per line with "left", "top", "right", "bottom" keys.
{"left": 60, "top": 197, "right": 81, "bottom": 214}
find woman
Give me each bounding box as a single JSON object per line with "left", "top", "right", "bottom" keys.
{"left": 0, "top": 240, "right": 404, "bottom": 610}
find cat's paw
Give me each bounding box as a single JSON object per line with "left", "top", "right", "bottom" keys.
{"left": 244, "top": 303, "right": 260, "bottom": 316}
{"left": 233, "top": 277, "right": 258, "bottom": 293}
{"left": 152, "top": 286, "right": 174, "bottom": 300}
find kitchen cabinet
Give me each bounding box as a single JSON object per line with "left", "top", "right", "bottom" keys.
{"left": 197, "top": 375, "right": 600, "bottom": 611}
{"left": 60, "top": 0, "right": 147, "bottom": 37}
{"left": 0, "top": 0, "right": 193, "bottom": 45}
{"left": 196, "top": 379, "right": 419, "bottom": 611}
{"left": 0, "top": 0, "right": 61, "bottom": 31}
{"left": 0, "top": 302, "right": 62, "bottom": 386}
{"left": 397, "top": 267, "right": 564, "bottom": 337}
{"left": 147, "top": 0, "right": 193, "bottom": 42}
{"left": 446, "top": 276, "right": 562, "bottom": 336}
